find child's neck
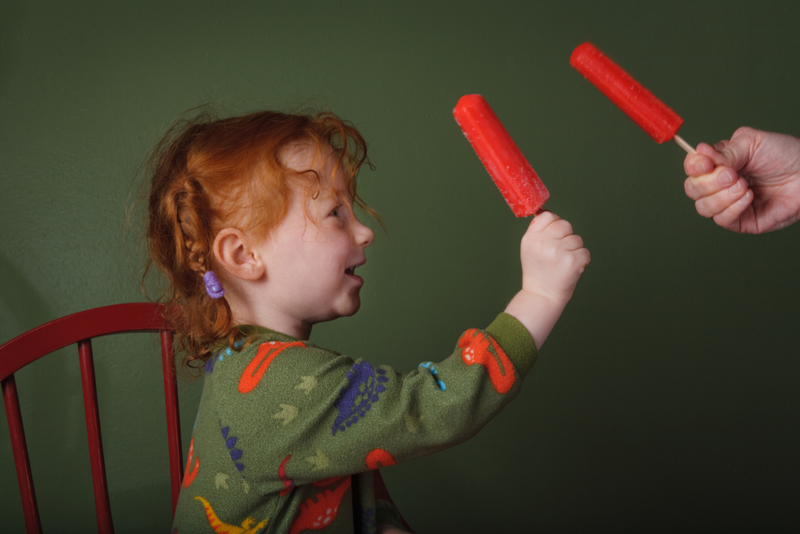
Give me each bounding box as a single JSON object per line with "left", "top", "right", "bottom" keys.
{"left": 228, "top": 297, "right": 312, "bottom": 340}
{"left": 244, "top": 311, "right": 312, "bottom": 341}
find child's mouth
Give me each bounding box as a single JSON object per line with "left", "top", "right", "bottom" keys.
{"left": 345, "top": 262, "right": 364, "bottom": 276}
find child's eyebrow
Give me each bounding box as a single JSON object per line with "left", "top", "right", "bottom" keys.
{"left": 314, "top": 187, "right": 341, "bottom": 202}
{"left": 323, "top": 181, "right": 353, "bottom": 202}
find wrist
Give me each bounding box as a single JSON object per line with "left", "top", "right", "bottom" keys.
{"left": 520, "top": 280, "right": 574, "bottom": 308}
{"left": 503, "top": 289, "right": 570, "bottom": 350}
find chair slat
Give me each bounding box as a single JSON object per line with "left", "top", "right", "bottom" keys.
{"left": 2, "top": 374, "right": 42, "bottom": 534}
{"left": 78, "top": 339, "right": 114, "bottom": 534}
{"left": 1, "top": 303, "right": 181, "bottom": 530}
{"left": 160, "top": 330, "right": 183, "bottom": 514}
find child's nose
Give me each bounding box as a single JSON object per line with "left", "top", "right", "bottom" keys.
{"left": 354, "top": 219, "right": 375, "bottom": 247}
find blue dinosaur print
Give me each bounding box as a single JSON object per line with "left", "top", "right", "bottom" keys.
{"left": 332, "top": 362, "right": 388, "bottom": 435}
{"left": 419, "top": 361, "right": 446, "bottom": 391}
{"left": 204, "top": 351, "right": 221, "bottom": 373}
{"left": 204, "top": 340, "right": 244, "bottom": 373}
{"left": 204, "top": 348, "right": 229, "bottom": 373}
{"left": 220, "top": 422, "right": 246, "bottom": 474}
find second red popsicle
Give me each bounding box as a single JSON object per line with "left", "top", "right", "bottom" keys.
{"left": 570, "top": 42, "right": 684, "bottom": 145}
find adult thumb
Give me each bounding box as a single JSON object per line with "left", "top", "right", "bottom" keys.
{"left": 713, "top": 127, "right": 758, "bottom": 171}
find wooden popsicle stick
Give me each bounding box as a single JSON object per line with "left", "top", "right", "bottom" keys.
{"left": 674, "top": 134, "right": 695, "bottom": 154}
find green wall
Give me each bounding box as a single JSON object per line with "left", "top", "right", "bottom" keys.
{"left": 2, "top": 1, "right": 799, "bottom": 532}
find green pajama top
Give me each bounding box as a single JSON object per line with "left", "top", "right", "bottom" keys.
{"left": 171, "top": 313, "right": 538, "bottom": 534}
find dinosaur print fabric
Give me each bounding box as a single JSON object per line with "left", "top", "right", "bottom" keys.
{"left": 171, "top": 314, "right": 537, "bottom": 533}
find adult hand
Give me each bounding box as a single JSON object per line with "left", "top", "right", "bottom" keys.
{"left": 683, "top": 127, "right": 800, "bottom": 233}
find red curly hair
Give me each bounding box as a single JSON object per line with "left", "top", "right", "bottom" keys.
{"left": 145, "top": 108, "right": 376, "bottom": 370}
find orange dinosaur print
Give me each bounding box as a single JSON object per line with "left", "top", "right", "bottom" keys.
{"left": 195, "top": 496, "right": 268, "bottom": 534}
{"left": 458, "top": 329, "right": 516, "bottom": 394}
{"left": 288, "top": 476, "right": 352, "bottom": 534}
{"left": 183, "top": 437, "right": 199, "bottom": 488}
{"left": 365, "top": 448, "right": 396, "bottom": 469}
{"left": 239, "top": 341, "right": 306, "bottom": 394}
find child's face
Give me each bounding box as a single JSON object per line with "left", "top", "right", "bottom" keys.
{"left": 253, "top": 144, "right": 375, "bottom": 330}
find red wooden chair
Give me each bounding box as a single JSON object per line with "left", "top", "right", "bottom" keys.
{"left": 0, "top": 302, "right": 183, "bottom": 534}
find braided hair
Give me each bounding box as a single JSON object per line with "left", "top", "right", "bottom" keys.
{"left": 145, "top": 108, "right": 375, "bottom": 370}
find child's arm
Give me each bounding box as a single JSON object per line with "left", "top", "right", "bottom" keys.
{"left": 503, "top": 211, "right": 590, "bottom": 350}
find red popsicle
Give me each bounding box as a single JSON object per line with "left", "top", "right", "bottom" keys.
{"left": 453, "top": 94, "right": 549, "bottom": 217}
{"left": 570, "top": 42, "right": 694, "bottom": 153}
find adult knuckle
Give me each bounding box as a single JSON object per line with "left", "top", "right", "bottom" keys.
{"left": 712, "top": 213, "right": 729, "bottom": 226}
{"left": 733, "top": 126, "right": 756, "bottom": 139}
{"left": 695, "top": 200, "right": 713, "bottom": 218}
{"left": 684, "top": 177, "right": 696, "bottom": 197}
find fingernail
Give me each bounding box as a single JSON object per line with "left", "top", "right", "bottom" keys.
{"left": 729, "top": 180, "right": 744, "bottom": 194}
{"left": 719, "top": 171, "right": 734, "bottom": 185}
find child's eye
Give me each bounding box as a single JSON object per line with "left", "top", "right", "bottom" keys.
{"left": 329, "top": 205, "right": 344, "bottom": 218}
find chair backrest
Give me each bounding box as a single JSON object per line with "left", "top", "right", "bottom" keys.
{"left": 0, "top": 303, "right": 183, "bottom": 534}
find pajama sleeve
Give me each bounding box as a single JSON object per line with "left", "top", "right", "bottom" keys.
{"left": 209, "top": 313, "right": 538, "bottom": 492}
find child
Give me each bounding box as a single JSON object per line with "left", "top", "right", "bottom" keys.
{"left": 146, "top": 109, "right": 590, "bottom": 533}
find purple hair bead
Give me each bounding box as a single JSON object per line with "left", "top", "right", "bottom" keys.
{"left": 203, "top": 271, "right": 225, "bottom": 299}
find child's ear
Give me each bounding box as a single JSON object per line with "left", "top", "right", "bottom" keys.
{"left": 213, "top": 228, "right": 265, "bottom": 281}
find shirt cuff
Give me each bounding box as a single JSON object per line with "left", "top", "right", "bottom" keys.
{"left": 485, "top": 312, "right": 538, "bottom": 379}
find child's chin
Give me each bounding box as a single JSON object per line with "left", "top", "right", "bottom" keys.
{"left": 343, "top": 302, "right": 361, "bottom": 317}
{"left": 342, "top": 297, "right": 362, "bottom": 317}
{"left": 322, "top": 300, "right": 361, "bottom": 322}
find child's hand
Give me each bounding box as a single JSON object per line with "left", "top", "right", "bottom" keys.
{"left": 505, "top": 211, "right": 590, "bottom": 350}
{"left": 683, "top": 127, "right": 800, "bottom": 233}
{"left": 519, "top": 211, "right": 590, "bottom": 305}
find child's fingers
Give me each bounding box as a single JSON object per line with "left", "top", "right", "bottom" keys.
{"left": 712, "top": 189, "right": 754, "bottom": 229}
{"left": 545, "top": 219, "right": 574, "bottom": 239}
{"left": 558, "top": 245, "right": 591, "bottom": 275}
{"left": 574, "top": 247, "right": 591, "bottom": 270}
{"left": 529, "top": 210, "right": 559, "bottom": 231}
{"left": 560, "top": 234, "right": 585, "bottom": 251}
{"left": 693, "top": 177, "right": 750, "bottom": 218}
{"left": 684, "top": 166, "right": 739, "bottom": 201}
